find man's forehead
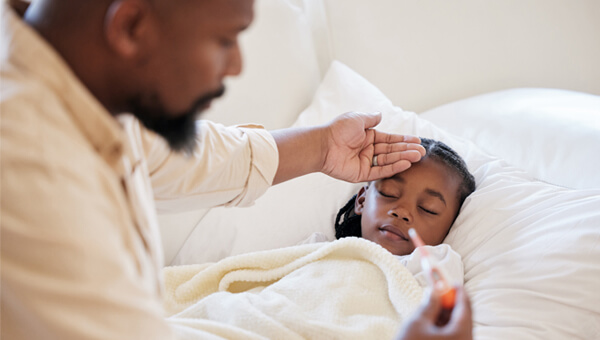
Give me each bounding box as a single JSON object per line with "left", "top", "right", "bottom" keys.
{"left": 165, "top": 0, "right": 254, "bottom": 17}
{"left": 160, "top": 0, "right": 254, "bottom": 29}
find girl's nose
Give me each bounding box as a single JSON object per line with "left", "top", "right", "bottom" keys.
{"left": 389, "top": 206, "right": 412, "bottom": 223}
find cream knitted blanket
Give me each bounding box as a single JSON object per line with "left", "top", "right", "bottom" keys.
{"left": 163, "top": 237, "right": 424, "bottom": 340}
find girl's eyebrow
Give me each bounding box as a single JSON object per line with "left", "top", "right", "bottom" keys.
{"left": 389, "top": 175, "right": 405, "bottom": 183}
{"left": 424, "top": 188, "right": 447, "bottom": 206}
{"left": 386, "top": 176, "right": 447, "bottom": 206}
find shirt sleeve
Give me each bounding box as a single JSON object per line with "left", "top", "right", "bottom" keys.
{"left": 399, "top": 244, "right": 465, "bottom": 287}
{"left": 135, "top": 119, "right": 279, "bottom": 213}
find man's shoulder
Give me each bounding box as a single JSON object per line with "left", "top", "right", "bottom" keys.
{"left": 1, "top": 72, "right": 90, "bottom": 156}
{"left": 1, "top": 75, "right": 118, "bottom": 197}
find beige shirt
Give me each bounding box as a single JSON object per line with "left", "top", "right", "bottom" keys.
{"left": 0, "top": 3, "right": 278, "bottom": 340}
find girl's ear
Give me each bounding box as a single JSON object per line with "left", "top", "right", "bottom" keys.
{"left": 354, "top": 186, "right": 368, "bottom": 215}
{"left": 104, "top": 0, "right": 157, "bottom": 59}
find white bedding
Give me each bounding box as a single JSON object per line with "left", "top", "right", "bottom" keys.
{"left": 420, "top": 88, "right": 600, "bottom": 190}
{"left": 171, "top": 62, "right": 600, "bottom": 339}
{"left": 165, "top": 238, "right": 423, "bottom": 339}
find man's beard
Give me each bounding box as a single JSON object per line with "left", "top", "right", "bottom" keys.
{"left": 130, "top": 87, "right": 225, "bottom": 154}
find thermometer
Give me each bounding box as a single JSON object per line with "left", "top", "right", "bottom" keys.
{"left": 408, "top": 228, "right": 456, "bottom": 311}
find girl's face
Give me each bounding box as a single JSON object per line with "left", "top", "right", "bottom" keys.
{"left": 355, "top": 157, "right": 462, "bottom": 256}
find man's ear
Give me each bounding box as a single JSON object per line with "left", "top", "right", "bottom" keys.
{"left": 104, "top": 0, "right": 156, "bottom": 59}
{"left": 10, "top": 0, "right": 30, "bottom": 16}
{"left": 354, "top": 186, "right": 368, "bottom": 215}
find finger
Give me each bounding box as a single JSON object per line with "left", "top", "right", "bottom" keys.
{"left": 399, "top": 134, "right": 422, "bottom": 144}
{"left": 373, "top": 144, "right": 426, "bottom": 160}
{"left": 445, "top": 286, "right": 473, "bottom": 332}
{"left": 366, "top": 160, "right": 412, "bottom": 181}
{"left": 373, "top": 131, "right": 421, "bottom": 145}
{"left": 415, "top": 286, "right": 444, "bottom": 323}
{"left": 373, "top": 150, "right": 424, "bottom": 165}
{"left": 357, "top": 111, "right": 383, "bottom": 129}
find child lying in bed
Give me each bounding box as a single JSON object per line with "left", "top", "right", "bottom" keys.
{"left": 163, "top": 139, "right": 475, "bottom": 338}
{"left": 303, "top": 138, "right": 476, "bottom": 286}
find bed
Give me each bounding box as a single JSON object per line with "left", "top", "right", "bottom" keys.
{"left": 157, "top": 1, "right": 600, "bottom": 339}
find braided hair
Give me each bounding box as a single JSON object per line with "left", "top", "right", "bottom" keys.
{"left": 334, "top": 138, "right": 476, "bottom": 239}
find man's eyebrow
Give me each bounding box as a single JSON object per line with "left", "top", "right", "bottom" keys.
{"left": 234, "top": 16, "right": 255, "bottom": 33}
{"left": 425, "top": 188, "right": 447, "bottom": 206}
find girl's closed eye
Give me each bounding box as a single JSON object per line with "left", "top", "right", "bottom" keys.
{"left": 378, "top": 190, "right": 396, "bottom": 198}
{"left": 420, "top": 206, "right": 438, "bottom": 215}
{"left": 376, "top": 182, "right": 402, "bottom": 199}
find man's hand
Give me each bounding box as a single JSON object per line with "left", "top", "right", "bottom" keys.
{"left": 270, "top": 111, "right": 425, "bottom": 185}
{"left": 395, "top": 285, "right": 473, "bottom": 340}
{"left": 321, "top": 112, "right": 425, "bottom": 183}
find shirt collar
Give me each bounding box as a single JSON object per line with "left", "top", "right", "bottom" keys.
{"left": 1, "top": 1, "right": 126, "bottom": 166}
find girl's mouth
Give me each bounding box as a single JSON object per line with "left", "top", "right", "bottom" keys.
{"left": 379, "top": 225, "right": 408, "bottom": 241}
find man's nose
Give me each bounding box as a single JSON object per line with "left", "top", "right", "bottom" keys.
{"left": 224, "top": 43, "right": 243, "bottom": 77}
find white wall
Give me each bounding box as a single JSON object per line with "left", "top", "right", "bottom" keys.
{"left": 323, "top": 0, "right": 600, "bottom": 113}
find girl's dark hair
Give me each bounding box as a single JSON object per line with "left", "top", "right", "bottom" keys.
{"left": 334, "top": 138, "right": 476, "bottom": 239}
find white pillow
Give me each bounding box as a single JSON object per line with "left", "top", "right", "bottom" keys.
{"left": 173, "top": 61, "right": 600, "bottom": 339}
{"left": 420, "top": 88, "right": 600, "bottom": 190}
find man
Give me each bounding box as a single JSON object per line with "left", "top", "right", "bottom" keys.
{"left": 0, "top": 0, "right": 471, "bottom": 339}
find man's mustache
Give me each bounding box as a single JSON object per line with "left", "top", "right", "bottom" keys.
{"left": 193, "top": 86, "right": 226, "bottom": 114}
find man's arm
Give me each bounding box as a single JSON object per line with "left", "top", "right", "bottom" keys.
{"left": 138, "top": 118, "right": 278, "bottom": 211}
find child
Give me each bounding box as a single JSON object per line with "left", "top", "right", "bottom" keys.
{"left": 304, "top": 138, "right": 476, "bottom": 286}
